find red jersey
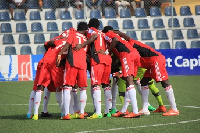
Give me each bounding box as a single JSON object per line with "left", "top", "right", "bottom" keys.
{"left": 87, "top": 27, "right": 112, "bottom": 66}
{"left": 129, "top": 39, "right": 161, "bottom": 57}
{"left": 42, "top": 28, "right": 75, "bottom": 64}
{"left": 105, "top": 31, "right": 137, "bottom": 53}
{"left": 66, "top": 30, "right": 88, "bottom": 69}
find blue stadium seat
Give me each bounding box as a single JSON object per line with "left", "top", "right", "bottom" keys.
{"left": 34, "top": 34, "right": 45, "bottom": 44}
{"left": 159, "top": 41, "right": 171, "bottom": 49}
{"left": 19, "top": 34, "right": 30, "bottom": 44}
{"left": 173, "top": 29, "right": 184, "bottom": 39}
{"left": 187, "top": 29, "right": 199, "bottom": 39}
{"left": 36, "top": 45, "right": 46, "bottom": 55}
{"left": 150, "top": 7, "right": 161, "bottom": 17}
{"left": 3, "top": 34, "right": 15, "bottom": 44}
{"left": 191, "top": 41, "right": 200, "bottom": 48}
{"left": 165, "top": 6, "right": 177, "bottom": 16}
{"left": 156, "top": 30, "right": 168, "bottom": 40}
{"left": 75, "top": 10, "right": 84, "bottom": 19}
{"left": 105, "top": 8, "right": 116, "bottom": 18}
{"left": 14, "top": 11, "right": 26, "bottom": 21}
{"left": 138, "top": 19, "right": 150, "bottom": 29}
{"left": 16, "top": 23, "right": 27, "bottom": 32}
{"left": 180, "top": 6, "right": 192, "bottom": 16}
{"left": 60, "top": 11, "right": 72, "bottom": 20}
{"left": 99, "top": 20, "right": 103, "bottom": 30}
{"left": 0, "top": 0, "right": 9, "bottom": 9}
{"left": 141, "top": 30, "right": 153, "bottom": 40}
{"left": 5, "top": 46, "right": 17, "bottom": 55}
{"left": 1, "top": 23, "right": 12, "bottom": 33}
{"left": 195, "top": 5, "right": 200, "bottom": 15}
{"left": 62, "top": 22, "right": 73, "bottom": 31}
{"left": 30, "top": 11, "right": 41, "bottom": 20}
{"left": 31, "top": 22, "right": 43, "bottom": 32}
{"left": 168, "top": 18, "right": 180, "bottom": 27}
{"left": 175, "top": 41, "right": 187, "bottom": 49}
{"left": 50, "top": 33, "right": 59, "bottom": 40}
{"left": 145, "top": 42, "right": 155, "bottom": 49}
{"left": 134, "top": 8, "right": 146, "bottom": 17}
{"left": 183, "top": 17, "right": 195, "bottom": 27}
{"left": 123, "top": 19, "right": 134, "bottom": 29}
{"left": 0, "top": 12, "right": 10, "bottom": 21}
{"left": 153, "top": 18, "right": 165, "bottom": 28}
{"left": 45, "top": 11, "right": 56, "bottom": 20}
{"left": 47, "top": 22, "right": 58, "bottom": 31}
{"left": 108, "top": 20, "right": 119, "bottom": 30}
{"left": 90, "top": 9, "right": 101, "bottom": 19}
{"left": 20, "top": 46, "right": 32, "bottom": 55}
{"left": 43, "top": 0, "right": 54, "bottom": 8}
{"left": 120, "top": 8, "right": 131, "bottom": 18}
{"left": 126, "top": 31, "right": 138, "bottom": 40}
{"left": 27, "top": 0, "right": 38, "bottom": 9}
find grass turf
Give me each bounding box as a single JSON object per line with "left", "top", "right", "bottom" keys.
{"left": 0, "top": 76, "right": 200, "bottom": 133}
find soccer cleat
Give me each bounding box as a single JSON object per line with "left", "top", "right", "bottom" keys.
{"left": 112, "top": 111, "right": 126, "bottom": 117}
{"left": 154, "top": 105, "right": 167, "bottom": 113}
{"left": 104, "top": 112, "right": 112, "bottom": 117}
{"left": 79, "top": 113, "right": 84, "bottom": 119}
{"left": 123, "top": 112, "right": 140, "bottom": 118}
{"left": 110, "top": 108, "right": 117, "bottom": 114}
{"left": 70, "top": 113, "right": 79, "bottom": 119}
{"left": 26, "top": 113, "right": 32, "bottom": 119}
{"left": 62, "top": 114, "right": 70, "bottom": 120}
{"left": 32, "top": 115, "right": 38, "bottom": 120}
{"left": 138, "top": 109, "right": 150, "bottom": 116}
{"left": 75, "top": 111, "right": 88, "bottom": 117}
{"left": 162, "top": 109, "right": 179, "bottom": 116}
{"left": 41, "top": 112, "right": 51, "bottom": 117}
{"left": 87, "top": 113, "right": 103, "bottom": 119}
{"left": 148, "top": 105, "right": 156, "bottom": 111}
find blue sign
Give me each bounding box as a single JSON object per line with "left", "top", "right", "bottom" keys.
{"left": 31, "top": 55, "right": 43, "bottom": 80}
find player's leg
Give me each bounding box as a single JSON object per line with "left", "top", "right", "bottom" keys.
{"left": 27, "top": 90, "right": 36, "bottom": 119}
{"left": 110, "top": 77, "right": 118, "bottom": 114}
{"left": 41, "top": 87, "right": 51, "bottom": 117}
{"left": 72, "top": 87, "right": 80, "bottom": 113}
{"left": 55, "top": 89, "right": 64, "bottom": 118}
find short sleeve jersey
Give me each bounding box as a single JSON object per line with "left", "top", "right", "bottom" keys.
{"left": 129, "top": 39, "right": 161, "bottom": 57}
{"left": 105, "top": 31, "right": 137, "bottom": 53}
{"left": 87, "top": 27, "right": 112, "bottom": 66}
{"left": 66, "top": 30, "right": 88, "bottom": 69}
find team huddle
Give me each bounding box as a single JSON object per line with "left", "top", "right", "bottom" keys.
{"left": 27, "top": 18, "right": 179, "bottom": 120}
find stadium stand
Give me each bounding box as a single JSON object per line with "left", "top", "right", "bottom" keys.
{"left": 156, "top": 30, "right": 168, "bottom": 40}
{"left": 45, "top": 11, "right": 56, "bottom": 20}
{"left": 165, "top": 6, "right": 177, "bottom": 16}
{"left": 30, "top": 11, "right": 41, "bottom": 20}
{"left": 31, "top": 22, "right": 43, "bottom": 32}
{"left": 34, "top": 34, "right": 45, "bottom": 44}
{"left": 134, "top": 8, "right": 146, "bottom": 17}
{"left": 19, "top": 34, "right": 30, "bottom": 44}
{"left": 153, "top": 18, "right": 165, "bottom": 28}
{"left": 168, "top": 18, "right": 180, "bottom": 27}
{"left": 150, "top": 7, "right": 161, "bottom": 17}
{"left": 47, "top": 22, "right": 58, "bottom": 31}
{"left": 105, "top": 8, "right": 116, "bottom": 18}
{"left": 120, "top": 8, "right": 131, "bottom": 18}
{"left": 145, "top": 42, "right": 155, "bottom": 49}
{"left": 36, "top": 45, "right": 46, "bottom": 55}
{"left": 14, "top": 11, "right": 26, "bottom": 21}
{"left": 126, "top": 31, "right": 138, "bottom": 40}
{"left": 43, "top": 0, "right": 54, "bottom": 9}
{"left": 141, "top": 30, "right": 153, "bottom": 40}
{"left": 191, "top": 41, "right": 200, "bottom": 48}
{"left": 20, "top": 46, "right": 32, "bottom": 55}
{"left": 180, "top": 6, "right": 192, "bottom": 16}
{"left": 1, "top": 23, "right": 12, "bottom": 33}
{"left": 159, "top": 41, "right": 171, "bottom": 49}
{"left": 173, "top": 29, "right": 184, "bottom": 39}
{"left": 75, "top": 10, "right": 84, "bottom": 19}
{"left": 123, "top": 19, "right": 134, "bottom": 29}
{"left": 0, "top": 11, "right": 10, "bottom": 21}
{"left": 62, "top": 21, "right": 73, "bottom": 31}
{"left": 99, "top": 20, "right": 104, "bottom": 30}
{"left": 195, "top": 5, "right": 200, "bottom": 15}
{"left": 108, "top": 20, "right": 119, "bottom": 30}
{"left": 0, "top": 0, "right": 9, "bottom": 9}
{"left": 187, "top": 29, "right": 199, "bottom": 39}
{"left": 16, "top": 23, "right": 27, "bottom": 32}
{"left": 50, "top": 33, "right": 59, "bottom": 40}
{"left": 3, "top": 34, "right": 15, "bottom": 44}
{"left": 90, "top": 9, "right": 101, "bottom": 19}
{"left": 138, "top": 19, "right": 150, "bottom": 29}
{"left": 60, "top": 11, "right": 72, "bottom": 20}
{"left": 5, "top": 46, "right": 17, "bottom": 55}
{"left": 175, "top": 41, "right": 187, "bottom": 49}
{"left": 27, "top": 0, "right": 38, "bottom": 9}
{"left": 183, "top": 17, "right": 195, "bottom": 27}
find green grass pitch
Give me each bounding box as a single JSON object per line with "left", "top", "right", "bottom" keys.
{"left": 0, "top": 76, "right": 200, "bottom": 133}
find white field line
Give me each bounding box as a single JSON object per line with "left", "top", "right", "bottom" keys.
{"left": 75, "top": 119, "right": 200, "bottom": 133}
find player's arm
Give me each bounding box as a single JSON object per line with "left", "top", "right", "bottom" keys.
{"left": 113, "top": 30, "right": 130, "bottom": 41}
{"left": 56, "top": 42, "right": 70, "bottom": 67}
{"left": 73, "top": 34, "right": 98, "bottom": 51}
{"left": 107, "top": 37, "right": 119, "bottom": 54}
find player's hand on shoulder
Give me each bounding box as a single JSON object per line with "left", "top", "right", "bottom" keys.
{"left": 96, "top": 49, "right": 106, "bottom": 55}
